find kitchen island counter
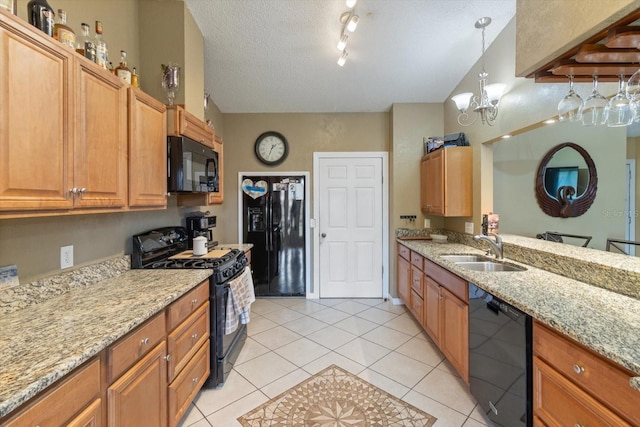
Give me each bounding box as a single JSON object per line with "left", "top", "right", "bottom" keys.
{"left": 397, "top": 238, "right": 640, "bottom": 391}
{"left": 0, "top": 268, "right": 211, "bottom": 418}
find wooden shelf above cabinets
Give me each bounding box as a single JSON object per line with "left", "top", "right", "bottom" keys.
{"left": 531, "top": 10, "right": 640, "bottom": 82}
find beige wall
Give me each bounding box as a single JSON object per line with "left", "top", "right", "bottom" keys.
{"left": 16, "top": 0, "right": 140, "bottom": 71}
{"left": 515, "top": 0, "right": 640, "bottom": 77}
{"left": 216, "top": 113, "right": 389, "bottom": 243}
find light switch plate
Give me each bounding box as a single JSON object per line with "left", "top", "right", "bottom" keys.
{"left": 424, "top": 219, "right": 430, "bottom": 228}
{"left": 465, "top": 222, "right": 474, "bottom": 234}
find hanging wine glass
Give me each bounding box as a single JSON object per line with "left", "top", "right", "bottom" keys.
{"left": 580, "top": 75, "right": 607, "bottom": 126}
{"left": 626, "top": 68, "right": 640, "bottom": 122}
{"left": 161, "top": 63, "right": 180, "bottom": 106}
{"left": 605, "top": 74, "right": 635, "bottom": 127}
{"left": 557, "top": 75, "right": 583, "bottom": 122}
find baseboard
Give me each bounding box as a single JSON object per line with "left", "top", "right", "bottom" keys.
{"left": 390, "top": 296, "right": 404, "bottom": 306}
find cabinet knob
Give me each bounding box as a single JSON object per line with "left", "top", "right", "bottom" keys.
{"left": 141, "top": 337, "right": 150, "bottom": 345}
{"left": 192, "top": 377, "right": 199, "bottom": 383}
{"left": 573, "top": 364, "right": 585, "bottom": 374}
{"left": 199, "top": 139, "right": 205, "bottom": 144}
{"left": 79, "top": 187, "right": 86, "bottom": 194}
{"left": 70, "top": 187, "right": 78, "bottom": 194}
{"left": 192, "top": 298, "right": 198, "bottom": 305}
{"left": 164, "top": 354, "right": 171, "bottom": 361}
{"left": 574, "top": 424, "right": 584, "bottom": 427}
{"left": 192, "top": 333, "right": 199, "bottom": 341}
{"left": 321, "top": 233, "right": 327, "bottom": 238}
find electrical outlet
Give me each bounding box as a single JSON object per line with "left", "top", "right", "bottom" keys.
{"left": 424, "top": 219, "right": 430, "bottom": 228}
{"left": 465, "top": 222, "right": 474, "bottom": 234}
{"left": 60, "top": 245, "right": 74, "bottom": 269}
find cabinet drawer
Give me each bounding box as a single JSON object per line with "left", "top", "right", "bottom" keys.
{"left": 534, "top": 357, "right": 631, "bottom": 426}
{"left": 424, "top": 258, "right": 468, "bottom": 302}
{"left": 168, "top": 340, "right": 210, "bottom": 427}
{"left": 107, "top": 312, "right": 166, "bottom": 382}
{"left": 3, "top": 358, "right": 100, "bottom": 427}
{"left": 410, "top": 290, "right": 424, "bottom": 325}
{"left": 410, "top": 251, "right": 423, "bottom": 269}
{"left": 534, "top": 322, "right": 640, "bottom": 425}
{"left": 179, "top": 109, "right": 214, "bottom": 147}
{"left": 167, "top": 301, "right": 210, "bottom": 382}
{"left": 410, "top": 265, "right": 423, "bottom": 298}
{"left": 397, "top": 243, "right": 410, "bottom": 261}
{"left": 167, "top": 280, "right": 209, "bottom": 331}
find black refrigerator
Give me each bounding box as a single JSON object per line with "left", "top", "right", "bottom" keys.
{"left": 242, "top": 175, "right": 306, "bottom": 296}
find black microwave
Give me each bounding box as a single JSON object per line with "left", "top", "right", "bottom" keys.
{"left": 167, "top": 136, "right": 219, "bottom": 193}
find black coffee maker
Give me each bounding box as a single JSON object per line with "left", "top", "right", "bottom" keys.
{"left": 185, "top": 213, "right": 217, "bottom": 250}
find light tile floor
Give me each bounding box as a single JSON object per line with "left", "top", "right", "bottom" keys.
{"left": 178, "top": 297, "right": 493, "bottom": 427}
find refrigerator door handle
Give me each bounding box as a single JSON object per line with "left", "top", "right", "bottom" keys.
{"left": 266, "top": 193, "right": 272, "bottom": 251}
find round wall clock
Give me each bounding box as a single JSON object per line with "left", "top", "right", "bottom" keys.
{"left": 254, "top": 131, "right": 289, "bottom": 166}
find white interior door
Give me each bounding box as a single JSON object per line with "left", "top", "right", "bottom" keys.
{"left": 316, "top": 155, "right": 385, "bottom": 298}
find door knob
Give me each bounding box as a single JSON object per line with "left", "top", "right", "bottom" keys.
{"left": 321, "top": 233, "right": 326, "bottom": 238}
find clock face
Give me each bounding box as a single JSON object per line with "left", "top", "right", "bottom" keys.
{"left": 255, "top": 131, "right": 289, "bottom": 165}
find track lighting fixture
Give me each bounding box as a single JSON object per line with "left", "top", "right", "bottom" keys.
{"left": 337, "top": 50, "right": 348, "bottom": 67}
{"left": 337, "top": 34, "right": 348, "bottom": 51}
{"left": 346, "top": 0, "right": 357, "bottom": 8}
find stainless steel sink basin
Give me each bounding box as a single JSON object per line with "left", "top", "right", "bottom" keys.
{"left": 455, "top": 261, "right": 527, "bottom": 272}
{"left": 440, "top": 254, "right": 492, "bottom": 263}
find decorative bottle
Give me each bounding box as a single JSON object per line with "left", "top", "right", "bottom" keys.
{"left": 76, "top": 23, "right": 96, "bottom": 62}
{"left": 94, "top": 20, "right": 108, "bottom": 69}
{"left": 27, "top": 0, "right": 55, "bottom": 37}
{"left": 115, "top": 50, "right": 132, "bottom": 84}
{"left": 53, "top": 9, "right": 75, "bottom": 49}
{"left": 131, "top": 67, "right": 140, "bottom": 88}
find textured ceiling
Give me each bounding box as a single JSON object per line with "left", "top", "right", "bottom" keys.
{"left": 185, "top": 0, "right": 516, "bottom": 113}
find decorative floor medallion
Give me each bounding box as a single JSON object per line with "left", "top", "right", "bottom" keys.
{"left": 238, "top": 365, "right": 437, "bottom": 427}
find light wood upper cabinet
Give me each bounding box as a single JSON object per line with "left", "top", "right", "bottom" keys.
{"left": 128, "top": 88, "right": 167, "bottom": 208}
{"left": 207, "top": 136, "right": 224, "bottom": 204}
{"left": 74, "top": 58, "right": 128, "bottom": 209}
{"left": 166, "top": 105, "right": 214, "bottom": 147}
{"left": 421, "top": 147, "right": 472, "bottom": 217}
{"left": 0, "top": 13, "right": 74, "bottom": 212}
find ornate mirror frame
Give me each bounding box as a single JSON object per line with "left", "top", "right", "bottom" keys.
{"left": 535, "top": 142, "right": 598, "bottom": 218}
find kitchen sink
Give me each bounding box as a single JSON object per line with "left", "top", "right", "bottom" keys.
{"left": 440, "top": 254, "right": 492, "bottom": 263}
{"left": 455, "top": 261, "right": 527, "bottom": 272}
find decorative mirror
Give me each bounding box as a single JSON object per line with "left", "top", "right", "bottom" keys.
{"left": 535, "top": 142, "right": 597, "bottom": 218}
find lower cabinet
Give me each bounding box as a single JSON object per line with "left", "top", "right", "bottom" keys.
{"left": 397, "top": 242, "right": 469, "bottom": 383}
{"left": 2, "top": 281, "right": 212, "bottom": 426}
{"left": 107, "top": 342, "right": 168, "bottom": 427}
{"left": 533, "top": 321, "right": 640, "bottom": 426}
{"left": 396, "top": 243, "right": 411, "bottom": 304}
{"left": 2, "top": 358, "right": 101, "bottom": 427}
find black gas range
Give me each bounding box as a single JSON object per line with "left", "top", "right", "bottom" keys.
{"left": 132, "top": 226, "right": 248, "bottom": 387}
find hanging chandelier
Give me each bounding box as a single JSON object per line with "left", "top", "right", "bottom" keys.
{"left": 451, "top": 17, "right": 506, "bottom": 127}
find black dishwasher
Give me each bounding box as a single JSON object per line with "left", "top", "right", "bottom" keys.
{"left": 468, "top": 283, "right": 532, "bottom": 427}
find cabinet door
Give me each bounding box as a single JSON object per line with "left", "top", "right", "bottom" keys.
{"left": 107, "top": 342, "right": 168, "bottom": 427}
{"left": 0, "top": 17, "right": 74, "bottom": 211}
{"left": 397, "top": 254, "right": 411, "bottom": 304}
{"left": 128, "top": 87, "right": 167, "bottom": 208}
{"left": 75, "top": 58, "right": 127, "bottom": 209}
{"left": 207, "top": 137, "right": 224, "bottom": 204}
{"left": 440, "top": 287, "right": 469, "bottom": 383}
{"left": 66, "top": 399, "right": 102, "bottom": 427}
{"left": 533, "top": 357, "right": 630, "bottom": 427}
{"left": 424, "top": 277, "right": 440, "bottom": 342}
{"left": 424, "top": 150, "right": 444, "bottom": 215}
{"left": 168, "top": 341, "right": 210, "bottom": 427}
{"left": 420, "top": 157, "right": 429, "bottom": 212}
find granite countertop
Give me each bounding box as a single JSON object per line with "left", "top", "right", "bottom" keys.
{"left": 0, "top": 269, "right": 212, "bottom": 418}
{"left": 397, "top": 238, "right": 640, "bottom": 392}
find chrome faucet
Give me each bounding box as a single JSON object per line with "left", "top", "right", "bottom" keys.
{"left": 474, "top": 233, "right": 503, "bottom": 259}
